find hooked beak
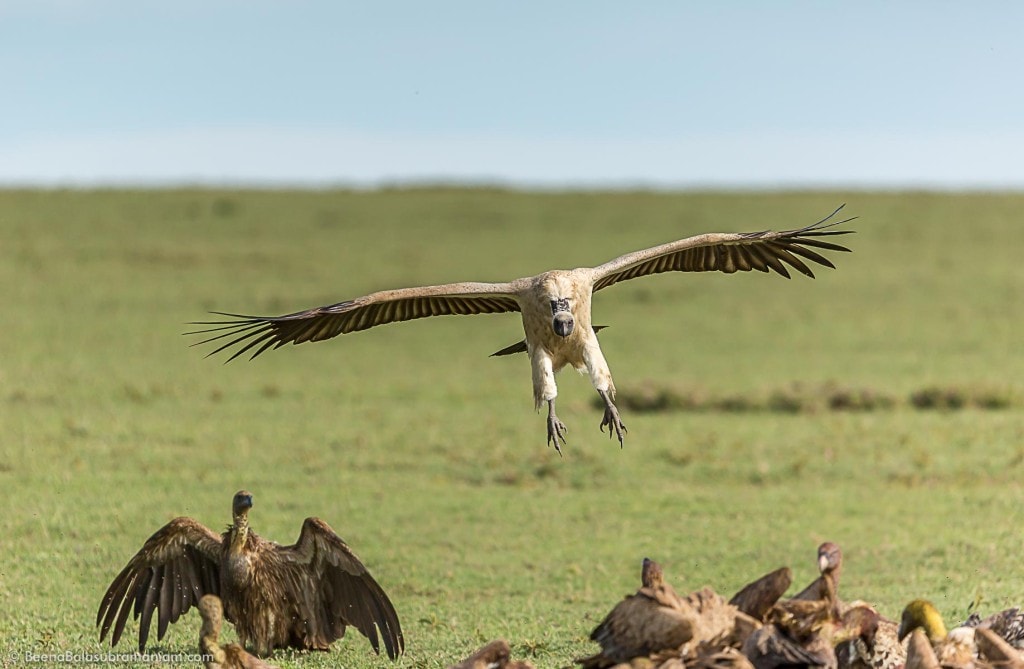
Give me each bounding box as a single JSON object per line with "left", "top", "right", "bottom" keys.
{"left": 552, "top": 312, "right": 574, "bottom": 337}
{"left": 896, "top": 618, "right": 910, "bottom": 643}
{"left": 233, "top": 491, "right": 254, "bottom": 515}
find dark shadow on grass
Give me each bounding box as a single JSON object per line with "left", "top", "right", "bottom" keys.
{"left": 601, "top": 380, "right": 1019, "bottom": 414}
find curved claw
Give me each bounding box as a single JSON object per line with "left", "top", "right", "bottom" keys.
{"left": 599, "top": 403, "right": 627, "bottom": 448}
{"left": 547, "top": 414, "right": 567, "bottom": 454}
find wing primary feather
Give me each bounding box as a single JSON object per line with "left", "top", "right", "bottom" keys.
{"left": 248, "top": 332, "right": 287, "bottom": 360}
{"left": 186, "top": 322, "right": 264, "bottom": 348}
{"left": 196, "top": 328, "right": 274, "bottom": 362}
{"left": 110, "top": 581, "right": 138, "bottom": 648}
{"left": 784, "top": 243, "right": 837, "bottom": 269}
{"left": 137, "top": 565, "right": 163, "bottom": 651}
{"left": 157, "top": 564, "right": 174, "bottom": 640}
{"left": 764, "top": 243, "right": 815, "bottom": 278}
{"left": 787, "top": 236, "right": 854, "bottom": 253}
{"left": 731, "top": 245, "right": 756, "bottom": 272}
{"left": 99, "top": 570, "right": 137, "bottom": 642}
{"left": 746, "top": 243, "right": 792, "bottom": 277}
{"left": 184, "top": 319, "right": 265, "bottom": 336}
{"left": 227, "top": 331, "right": 280, "bottom": 363}
{"left": 97, "top": 567, "right": 131, "bottom": 630}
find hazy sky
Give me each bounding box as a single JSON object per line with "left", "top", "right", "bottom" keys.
{"left": 3, "top": 1, "right": 1022, "bottom": 187}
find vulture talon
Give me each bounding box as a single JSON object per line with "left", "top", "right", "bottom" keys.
{"left": 598, "top": 391, "right": 626, "bottom": 447}
{"left": 547, "top": 414, "right": 568, "bottom": 454}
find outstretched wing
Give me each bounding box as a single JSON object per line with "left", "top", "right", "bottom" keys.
{"left": 591, "top": 205, "right": 854, "bottom": 292}
{"left": 276, "top": 517, "right": 404, "bottom": 660}
{"left": 188, "top": 281, "right": 521, "bottom": 362}
{"left": 96, "top": 517, "right": 223, "bottom": 651}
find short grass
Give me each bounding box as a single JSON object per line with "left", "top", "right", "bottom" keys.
{"left": 2, "top": 188, "right": 1023, "bottom": 668}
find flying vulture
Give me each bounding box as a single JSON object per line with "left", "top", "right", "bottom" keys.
{"left": 189, "top": 206, "right": 854, "bottom": 451}
{"left": 96, "top": 490, "right": 404, "bottom": 659}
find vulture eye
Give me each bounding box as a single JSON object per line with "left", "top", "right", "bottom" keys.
{"left": 550, "top": 298, "right": 570, "bottom": 314}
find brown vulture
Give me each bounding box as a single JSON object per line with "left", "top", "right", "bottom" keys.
{"left": 96, "top": 490, "right": 404, "bottom": 659}
{"left": 188, "top": 206, "right": 854, "bottom": 451}
{"left": 577, "top": 558, "right": 698, "bottom": 668}
{"left": 792, "top": 541, "right": 843, "bottom": 610}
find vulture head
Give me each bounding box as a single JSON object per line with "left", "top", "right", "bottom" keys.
{"left": 550, "top": 298, "right": 574, "bottom": 337}
{"left": 641, "top": 557, "right": 665, "bottom": 589}
{"left": 817, "top": 542, "right": 842, "bottom": 578}
{"left": 232, "top": 490, "right": 254, "bottom": 518}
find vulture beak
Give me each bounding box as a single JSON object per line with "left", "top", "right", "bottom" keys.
{"left": 896, "top": 616, "right": 910, "bottom": 643}
{"left": 818, "top": 552, "right": 830, "bottom": 573}
{"left": 552, "top": 312, "right": 574, "bottom": 337}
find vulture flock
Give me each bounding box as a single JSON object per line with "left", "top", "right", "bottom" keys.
{"left": 511, "top": 542, "right": 1023, "bottom": 669}
{"left": 90, "top": 208, "right": 908, "bottom": 667}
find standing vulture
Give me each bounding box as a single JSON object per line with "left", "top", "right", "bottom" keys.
{"left": 96, "top": 491, "right": 404, "bottom": 659}
{"left": 189, "top": 206, "right": 854, "bottom": 451}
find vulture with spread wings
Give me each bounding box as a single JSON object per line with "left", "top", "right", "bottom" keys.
{"left": 96, "top": 491, "right": 404, "bottom": 659}
{"left": 189, "top": 206, "right": 854, "bottom": 451}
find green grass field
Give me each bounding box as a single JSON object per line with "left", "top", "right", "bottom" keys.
{"left": 2, "top": 188, "right": 1023, "bottom": 668}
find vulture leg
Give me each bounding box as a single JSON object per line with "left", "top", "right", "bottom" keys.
{"left": 597, "top": 389, "right": 626, "bottom": 447}
{"left": 546, "top": 399, "right": 567, "bottom": 453}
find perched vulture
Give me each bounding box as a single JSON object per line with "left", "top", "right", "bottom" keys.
{"left": 96, "top": 490, "right": 404, "bottom": 659}
{"left": 897, "top": 600, "right": 976, "bottom": 668}
{"left": 188, "top": 206, "right": 854, "bottom": 451}
{"left": 578, "top": 559, "right": 758, "bottom": 669}
{"left": 447, "top": 639, "right": 537, "bottom": 669}
{"left": 198, "top": 595, "right": 279, "bottom": 669}
{"left": 577, "top": 558, "right": 698, "bottom": 668}
{"left": 792, "top": 542, "right": 844, "bottom": 609}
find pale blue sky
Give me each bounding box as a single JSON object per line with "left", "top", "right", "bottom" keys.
{"left": 2, "top": 1, "right": 1022, "bottom": 187}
